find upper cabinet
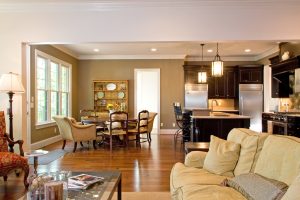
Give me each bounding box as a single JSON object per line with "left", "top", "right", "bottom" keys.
{"left": 183, "top": 64, "right": 209, "bottom": 84}
{"left": 208, "top": 67, "right": 238, "bottom": 99}
{"left": 270, "top": 56, "right": 300, "bottom": 98}
{"left": 238, "top": 65, "right": 263, "bottom": 84}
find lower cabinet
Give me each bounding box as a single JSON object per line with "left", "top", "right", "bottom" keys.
{"left": 191, "top": 118, "right": 250, "bottom": 142}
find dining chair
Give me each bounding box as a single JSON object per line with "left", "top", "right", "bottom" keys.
{"left": 128, "top": 110, "right": 149, "bottom": 147}
{"left": 103, "top": 111, "right": 128, "bottom": 152}
{"left": 0, "top": 111, "right": 29, "bottom": 187}
{"left": 145, "top": 112, "right": 158, "bottom": 143}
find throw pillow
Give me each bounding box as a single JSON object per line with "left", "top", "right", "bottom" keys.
{"left": 203, "top": 135, "right": 241, "bottom": 177}
{"left": 223, "top": 173, "right": 288, "bottom": 200}
{"left": 281, "top": 172, "right": 300, "bottom": 200}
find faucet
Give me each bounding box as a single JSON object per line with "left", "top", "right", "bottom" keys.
{"left": 211, "top": 99, "right": 220, "bottom": 111}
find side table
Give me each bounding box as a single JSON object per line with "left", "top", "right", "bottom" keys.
{"left": 184, "top": 142, "right": 210, "bottom": 154}
{"left": 25, "top": 149, "right": 49, "bottom": 175}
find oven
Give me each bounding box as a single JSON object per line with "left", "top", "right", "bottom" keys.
{"left": 267, "top": 120, "right": 288, "bottom": 135}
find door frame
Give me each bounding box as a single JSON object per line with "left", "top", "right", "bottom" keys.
{"left": 134, "top": 68, "right": 160, "bottom": 134}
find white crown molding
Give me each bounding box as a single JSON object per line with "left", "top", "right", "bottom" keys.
{"left": 254, "top": 46, "right": 279, "bottom": 61}
{"left": 51, "top": 45, "right": 79, "bottom": 59}
{"left": 78, "top": 54, "right": 186, "bottom": 60}
{"left": 185, "top": 56, "right": 257, "bottom": 62}
{"left": 1, "top": 0, "right": 300, "bottom": 13}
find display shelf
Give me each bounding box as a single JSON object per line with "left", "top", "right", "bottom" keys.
{"left": 93, "top": 80, "right": 128, "bottom": 112}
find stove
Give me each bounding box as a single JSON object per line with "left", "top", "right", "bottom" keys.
{"left": 262, "top": 112, "right": 300, "bottom": 137}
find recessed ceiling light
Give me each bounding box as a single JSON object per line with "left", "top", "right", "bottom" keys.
{"left": 207, "top": 49, "right": 213, "bottom": 53}
{"left": 150, "top": 48, "right": 157, "bottom": 52}
{"left": 93, "top": 48, "right": 99, "bottom": 52}
{"left": 244, "top": 49, "right": 251, "bottom": 52}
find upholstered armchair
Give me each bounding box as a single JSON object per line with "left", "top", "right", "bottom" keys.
{"left": 147, "top": 112, "right": 158, "bottom": 142}
{"left": 53, "top": 116, "right": 97, "bottom": 152}
{"left": 0, "top": 111, "right": 29, "bottom": 187}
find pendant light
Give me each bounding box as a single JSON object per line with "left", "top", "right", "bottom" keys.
{"left": 198, "top": 44, "right": 207, "bottom": 83}
{"left": 211, "top": 43, "right": 224, "bottom": 77}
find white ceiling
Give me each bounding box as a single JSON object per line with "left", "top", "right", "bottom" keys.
{"left": 54, "top": 41, "right": 282, "bottom": 60}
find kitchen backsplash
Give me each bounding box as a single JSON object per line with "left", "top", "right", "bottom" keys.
{"left": 279, "top": 94, "right": 300, "bottom": 112}
{"left": 208, "top": 99, "right": 236, "bottom": 110}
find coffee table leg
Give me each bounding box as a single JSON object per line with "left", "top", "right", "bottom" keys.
{"left": 118, "top": 175, "right": 122, "bottom": 200}
{"left": 33, "top": 156, "right": 38, "bottom": 175}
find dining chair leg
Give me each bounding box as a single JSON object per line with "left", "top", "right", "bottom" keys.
{"left": 62, "top": 140, "right": 66, "bottom": 150}
{"left": 110, "top": 135, "right": 113, "bottom": 152}
{"left": 73, "top": 142, "right": 77, "bottom": 152}
{"left": 80, "top": 142, "right": 84, "bottom": 147}
{"left": 93, "top": 140, "right": 97, "bottom": 150}
{"left": 3, "top": 176, "right": 7, "bottom": 181}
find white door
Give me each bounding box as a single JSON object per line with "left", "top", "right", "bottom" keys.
{"left": 134, "top": 68, "right": 160, "bottom": 134}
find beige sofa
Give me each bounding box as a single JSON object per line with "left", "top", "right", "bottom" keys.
{"left": 170, "top": 128, "right": 300, "bottom": 200}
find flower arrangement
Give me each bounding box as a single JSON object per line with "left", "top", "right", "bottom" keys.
{"left": 106, "top": 103, "right": 120, "bottom": 111}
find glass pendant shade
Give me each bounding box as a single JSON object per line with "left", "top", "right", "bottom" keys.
{"left": 211, "top": 43, "right": 224, "bottom": 77}
{"left": 198, "top": 71, "right": 207, "bottom": 83}
{"left": 211, "top": 60, "right": 223, "bottom": 77}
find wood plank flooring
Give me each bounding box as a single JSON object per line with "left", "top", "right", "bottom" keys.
{"left": 0, "top": 134, "right": 184, "bottom": 200}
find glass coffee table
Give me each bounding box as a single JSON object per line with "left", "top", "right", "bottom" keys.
{"left": 20, "top": 171, "right": 121, "bottom": 200}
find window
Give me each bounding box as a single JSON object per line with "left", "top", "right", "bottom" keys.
{"left": 35, "top": 50, "right": 71, "bottom": 126}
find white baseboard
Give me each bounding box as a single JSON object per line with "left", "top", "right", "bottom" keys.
{"left": 160, "top": 129, "right": 177, "bottom": 135}
{"left": 31, "top": 135, "right": 62, "bottom": 150}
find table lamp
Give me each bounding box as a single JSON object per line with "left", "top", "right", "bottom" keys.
{"left": 0, "top": 72, "right": 25, "bottom": 152}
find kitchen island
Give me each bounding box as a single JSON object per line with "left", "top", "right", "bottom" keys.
{"left": 191, "top": 112, "right": 250, "bottom": 142}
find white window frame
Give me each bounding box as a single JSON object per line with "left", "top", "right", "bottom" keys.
{"left": 35, "top": 50, "right": 72, "bottom": 129}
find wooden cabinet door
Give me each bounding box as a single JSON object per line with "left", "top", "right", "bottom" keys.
{"left": 215, "top": 76, "right": 226, "bottom": 98}
{"left": 226, "top": 69, "right": 237, "bottom": 98}
{"left": 239, "top": 69, "right": 251, "bottom": 83}
{"left": 208, "top": 76, "right": 216, "bottom": 98}
{"left": 250, "top": 69, "right": 263, "bottom": 83}
{"left": 185, "top": 70, "right": 198, "bottom": 84}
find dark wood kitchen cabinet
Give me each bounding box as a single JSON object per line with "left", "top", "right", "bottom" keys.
{"left": 208, "top": 67, "right": 237, "bottom": 99}
{"left": 238, "top": 65, "right": 263, "bottom": 84}
{"left": 183, "top": 64, "right": 210, "bottom": 84}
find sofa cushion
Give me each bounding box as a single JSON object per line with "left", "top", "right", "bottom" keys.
{"left": 254, "top": 135, "right": 300, "bottom": 185}
{"left": 227, "top": 128, "right": 269, "bottom": 176}
{"left": 184, "top": 151, "right": 207, "bottom": 168}
{"left": 224, "top": 173, "right": 288, "bottom": 200}
{"left": 281, "top": 172, "right": 300, "bottom": 200}
{"left": 173, "top": 184, "right": 246, "bottom": 200}
{"left": 170, "top": 162, "right": 229, "bottom": 194}
{"left": 203, "top": 135, "right": 241, "bottom": 177}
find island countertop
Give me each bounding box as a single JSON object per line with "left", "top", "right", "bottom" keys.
{"left": 191, "top": 112, "right": 251, "bottom": 119}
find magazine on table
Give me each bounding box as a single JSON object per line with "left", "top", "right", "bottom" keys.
{"left": 68, "top": 174, "right": 104, "bottom": 189}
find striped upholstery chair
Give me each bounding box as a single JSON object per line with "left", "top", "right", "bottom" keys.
{"left": 0, "top": 111, "right": 29, "bottom": 187}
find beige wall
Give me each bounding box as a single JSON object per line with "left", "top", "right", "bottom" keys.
{"left": 78, "top": 59, "right": 185, "bottom": 129}
{"left": 30, "top": 45, "right": 78, "bottom": 143}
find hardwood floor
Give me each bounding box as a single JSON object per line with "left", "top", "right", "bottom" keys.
{"left": 0, "top": 134, "right": 184, "bottom": 199}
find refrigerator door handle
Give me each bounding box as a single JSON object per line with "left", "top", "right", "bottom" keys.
{"left": 241, "top": 97, "right": 244, "bottom": 115}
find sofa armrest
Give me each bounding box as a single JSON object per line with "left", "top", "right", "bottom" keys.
{"left": 184, "top": 151, "right": 207, "bottom": 168}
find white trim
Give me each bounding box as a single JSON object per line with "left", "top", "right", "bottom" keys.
{"left": 254, "top": 46, "right": 279, "bottom": 61}
{"left": 34, "top": 49, "right": 72, "bottom": 125}
{"left": 31, "top": 135, "right": 62, "bottom": 150}
{"left": 51, "top": 45, "right": 79, "bottom": 59}
{"left": 1, "top": 1, "right": 299, "bottom": 13}
{"left": 25, "top": 44, "right": 32, "bottom": 150}
{"left": 160, "top": 129, "right": 177, "bottom": 135}
{"left": 79, "top": 54, "right": 186, "bottom": 60}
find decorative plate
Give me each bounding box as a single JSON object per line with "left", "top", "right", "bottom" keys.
{"left": 118, "top": 91, "right": 125, "bottom": 99}
{"left": 97, "top": 91, "right": 104, "bottom": 99}
{"left": 106, "top": 83, "right": 117, "bottom": 91}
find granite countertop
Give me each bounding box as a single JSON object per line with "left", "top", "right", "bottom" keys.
{"left": 191, "top": 112, "right": 250, "bottom": 119}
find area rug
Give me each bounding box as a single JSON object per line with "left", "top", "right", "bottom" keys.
{"left": 28, "top": 149, "right": 66, "bottom": 165}
{"left": 112, "top": 192, "right": 171, "bottom": 200}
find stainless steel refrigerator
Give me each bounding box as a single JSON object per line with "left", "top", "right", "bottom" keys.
{"left": 185, "top": 84, "right": 208, "bottom": 108}
{"left": 239, "top": 84, "right": 263, "bottom": 132}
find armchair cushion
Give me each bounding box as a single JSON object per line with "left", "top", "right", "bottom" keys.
{"left": 184, "top": 151, "right": 207, "bottom": 168}
{"left": 0, "top": 152, "right": 29, "bottom": 176}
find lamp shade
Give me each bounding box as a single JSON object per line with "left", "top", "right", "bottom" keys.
{"left": 0, "top": 72, "right": 25, "bottom": 93}
{"left": 211, "top": 60, "right": 224, "bottom": 77}
{"left": 198, "top": 71, "right": 207, "bottom": 83}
